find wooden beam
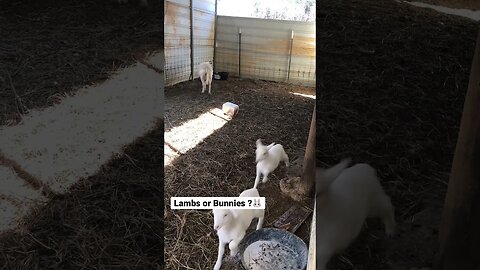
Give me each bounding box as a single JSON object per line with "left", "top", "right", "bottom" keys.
{"left": 301, "top": 104, "right": 316, "bottom": 196}
{"left": 435, "top": 29, "right": 480, "bottom": 270}
{"left": 279, "top": 105, "right": 316, "bottom": 201}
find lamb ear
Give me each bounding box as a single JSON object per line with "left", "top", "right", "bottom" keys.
{"left": 267, "top": 142, "right": 275, "bottom": 150}
{"left": 256, "top": 139, "right": 263, "bottom": 147}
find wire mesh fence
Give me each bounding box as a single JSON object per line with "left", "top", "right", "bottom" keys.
{"left": 215, "top": 16, "right": 315, "bottom": 87}
{"left": 193, "top": 38, "right": 215, "bottom": 78}
{"left": 165, "top": 16, "right": 316, "bottom": 87}
{"left": 214, "top": 38, "right": 316, "bottom": 86}
{"left": 165, "top": 38, "right": 191, "bottom": 86}
{"left": 164, "top": 37, "right": 215, "bottom": 86}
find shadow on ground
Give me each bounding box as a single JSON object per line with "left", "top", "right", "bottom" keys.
{"left": 0, "top": 0, "right": 163, "bottom": 125}
{"left": 164, "top": 78, "right": 315, "bottom": 270}
{"left": 0, "top": 121, "right": 163, "bottom": 269}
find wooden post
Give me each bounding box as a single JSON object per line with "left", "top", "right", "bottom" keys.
{"left": 300, "top": 104, "right": 316, "bottom": 196}
{"left": 435, "top": 30, "right": 480, "bottom": 270}
{"left": 279, "top": 105, "right": 316, "bottom": 201}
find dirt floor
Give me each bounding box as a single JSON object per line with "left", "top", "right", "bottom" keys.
{"left": 0, "top": 0, "right": 164, "bottom": 268}
{"left": 0, "top": 0, "right": 162, "bottom": 126}
{"left": 164, "top": 78, "right": 315, "bottom": 269}
{"left": 408, "top": 0, "right": 480, "bottom": 10}
{"left": 0, "top": 121, "right": 163, "bottom": 269}
{"left": 318, "top": 0, "right": 478, "bottom": 269}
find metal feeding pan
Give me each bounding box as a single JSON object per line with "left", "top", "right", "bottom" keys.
{"left": 239, "top": 228, "right": 308, "bottom": 270}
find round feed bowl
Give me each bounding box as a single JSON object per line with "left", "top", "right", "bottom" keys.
{"left": 239, "top": 228, "right": 308, "bottom": 270}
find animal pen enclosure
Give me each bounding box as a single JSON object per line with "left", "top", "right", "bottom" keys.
{"left": 164, "top": 78, "right": 316, "bottom": 270}
{"left": 164, "top": 1, "right": 316, "bottom": 269}
{"left": 164, "top": 0, "right": 315, "bottom": 86}
{"left": 214, "top": 16, "right": 316, "bottom": 86}
{"left": 165, "top": 0, "right": 216, "bottom": 86}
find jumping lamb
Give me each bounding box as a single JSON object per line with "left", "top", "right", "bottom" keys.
{"left": 253, "top": 139, "right": 289, "bottom": 189}
{"left": 316, "top": 159, "right": 396, "bottom": 270}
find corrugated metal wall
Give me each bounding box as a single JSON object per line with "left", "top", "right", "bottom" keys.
{"left": 164, "top": 0, "right": 215, "bottom": 86}
{"left": 165, "top": 0, "right": 191, "bottom": 86}
{"left": 192, "top": 0, "right": 216, "bottom": 79}
{"left": 215, "top": 16, "right": 316, "bottom": 87}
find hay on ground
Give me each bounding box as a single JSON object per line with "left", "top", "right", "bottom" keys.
{"left": 318, "top": 0, "right": 477, "bottom": 269}
{"left": 164, "top": 78, "right": 315, "bottom": 270}
{"left": 0, "top": 0, "right": 163, "bottom": 126}
{"left": 0, "top": 122, "right": 163, "bottom": 269}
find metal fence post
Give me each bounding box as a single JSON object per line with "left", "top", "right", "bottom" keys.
{"left": 287, "top": 30, "right": 294, "bottom": 82}
{"left": 238, "top": 27, "right": 241, "bottom": 77}
{"left": 189, "top": 0, "right": 194, "bottom": 80}
{"left": 212, "top": 0, "right": 218, "bottom": 71}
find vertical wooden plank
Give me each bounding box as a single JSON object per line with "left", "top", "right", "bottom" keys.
{"left": 279, "top": 105, "right": 315, "bottom": 201}
{"left": 435, "top": 30, "right": 480, "bottom": 270}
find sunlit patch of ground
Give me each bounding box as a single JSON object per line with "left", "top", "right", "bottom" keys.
{"left": 164, "top": 108, "right": 231, "bottom": 166}
{"left": 290, "top": 92, "right": 316, "bottom": 99}
{"left": 0, "top": 62, "right": 162, "bottom": 235}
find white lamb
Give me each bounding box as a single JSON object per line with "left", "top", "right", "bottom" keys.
{"left": 198, "top": 61, "right": 213, "bottom": 94}
{"left": 212, "top": 188, "right": 265, "bottom": 270}
{"left": 316, "top": 159, "right": 396, "bottom": 270}
{"left": 253, "top": 139, "right": 289, "bottom": 189}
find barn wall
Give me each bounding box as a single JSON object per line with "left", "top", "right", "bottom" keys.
{"left": 192, "top": 0, "right": 216, "bottom": 79}
{"left": 215, "top": 16, "right": 316, "bottom": 87}
{"left": 164, "top": 0, "right": 216, "bottom": 86}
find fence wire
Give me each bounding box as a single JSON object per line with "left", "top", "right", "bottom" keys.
{"left": 215, "top": 38, "right": 315, "bottom": 86}
{"left": 165, "top": 18, "right": 315, "bottom": 87}
{"left": 165, "top": 37, "right": 214, "bottom": 86}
